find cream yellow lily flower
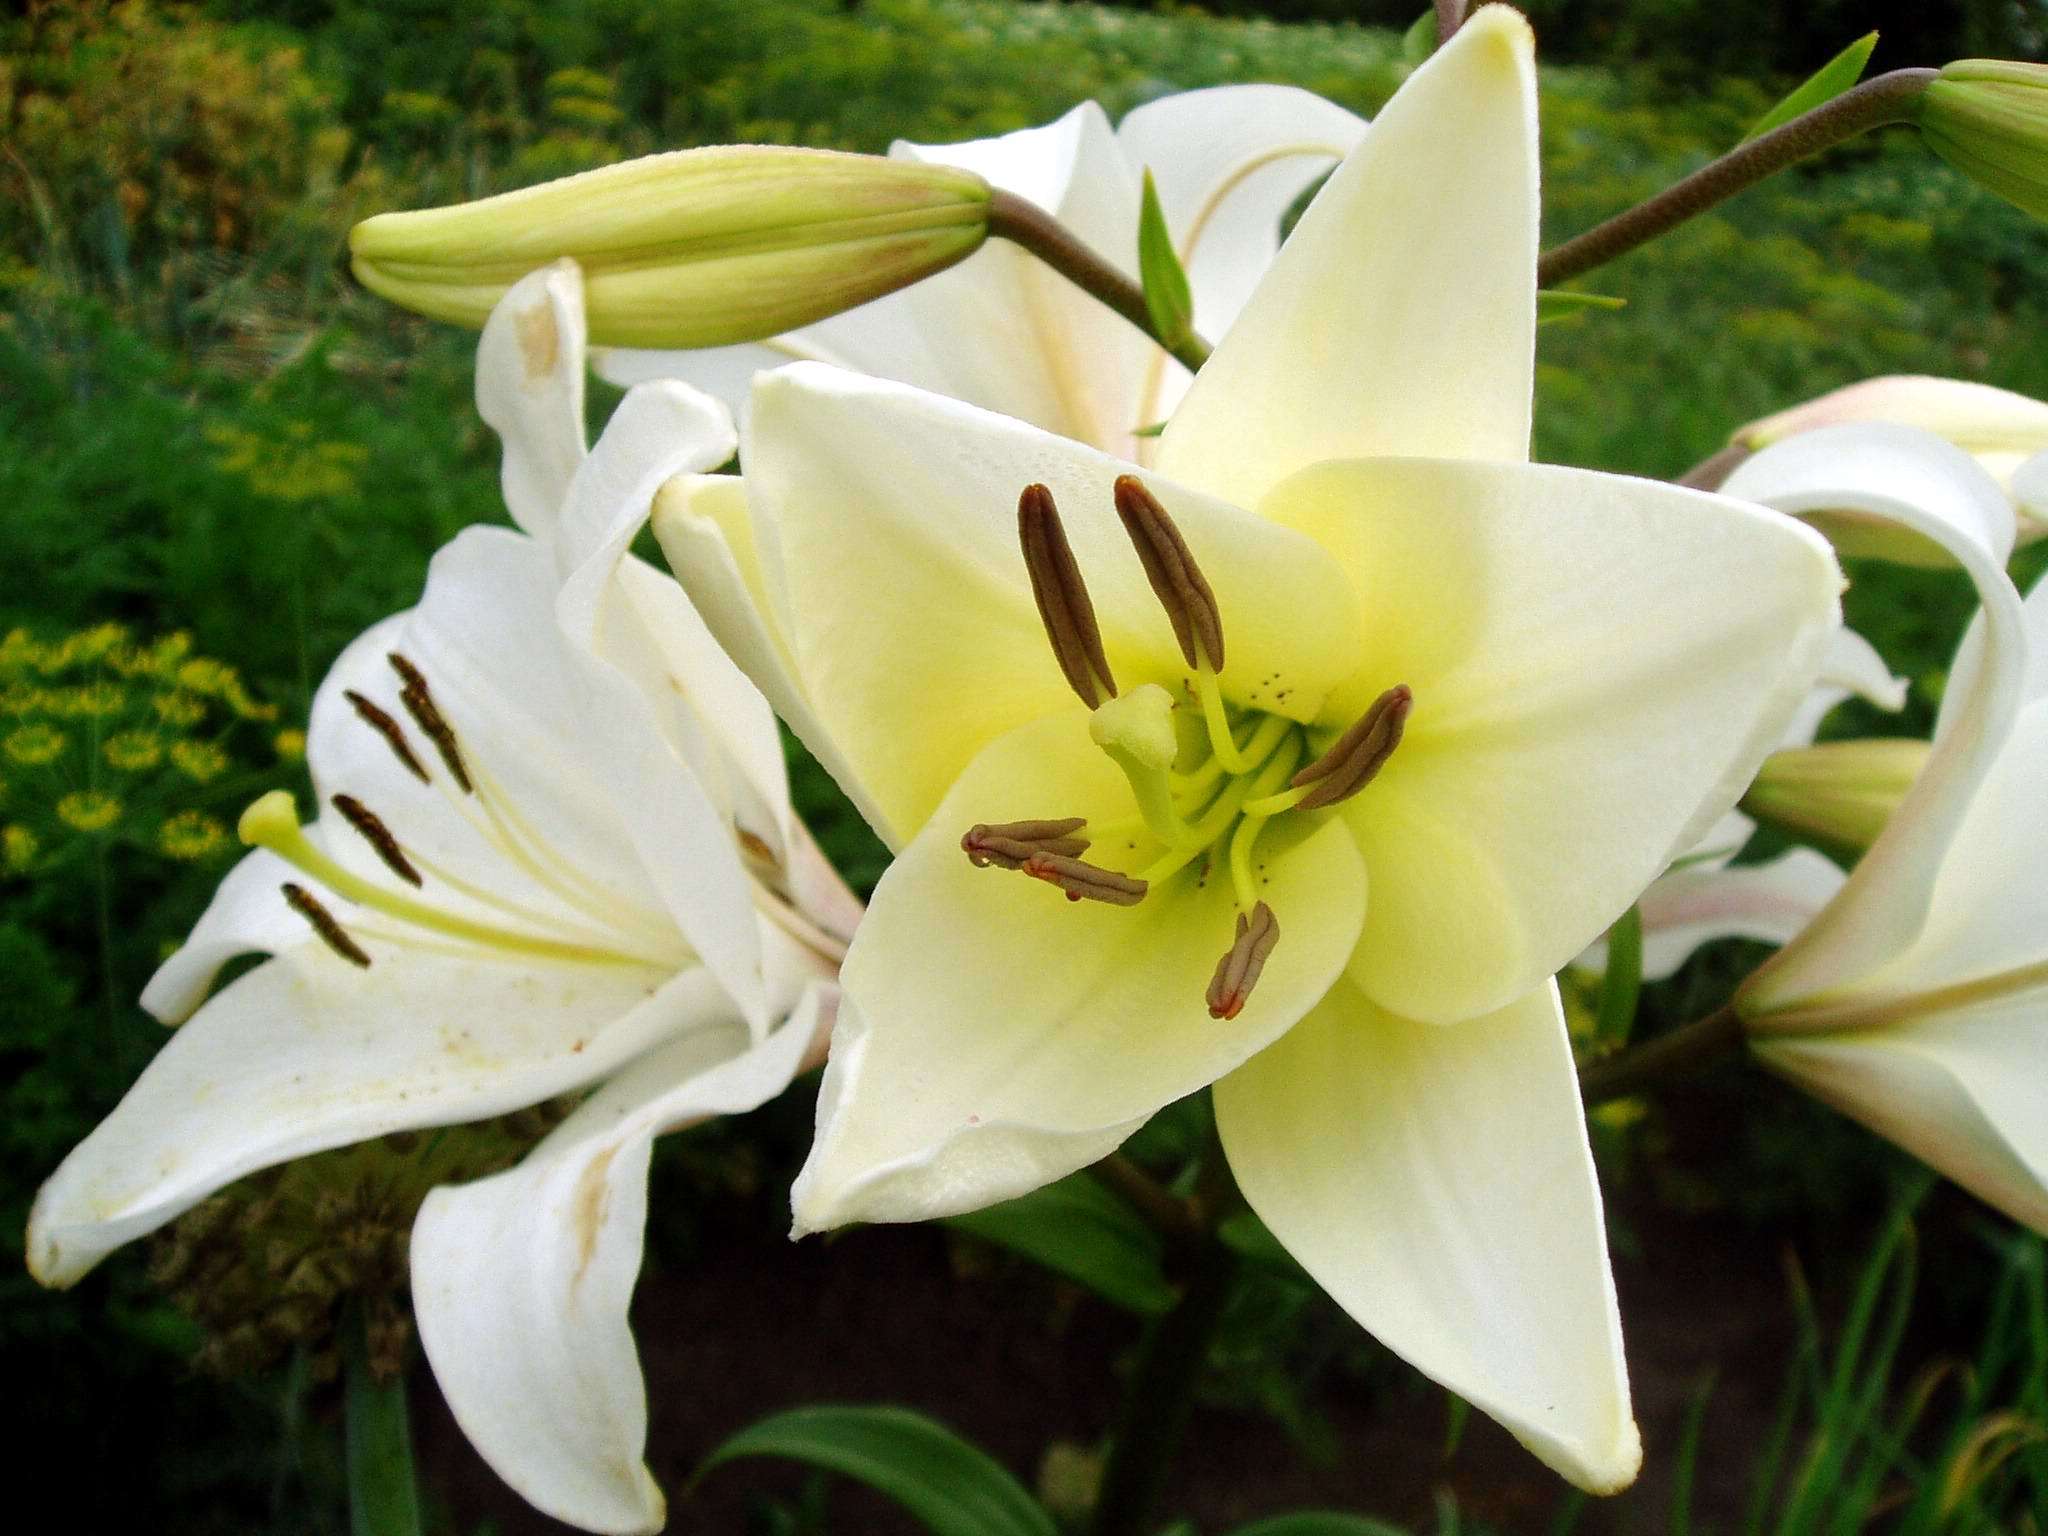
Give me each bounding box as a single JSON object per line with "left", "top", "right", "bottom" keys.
{"left": 27, "top": 264, "right": 858, "bottom": 1536}
{"left": 1724, "top": 422, "right": 2048, "bottom": 1233}
{"left": 599, "top": 86, "right": 1365, "bottom": 461}
{"left": 1734, "top": 375, "right": 2048, "bottom": 554}
{"left": 656, "top": 9, "right": 1841, "bottom": 1492}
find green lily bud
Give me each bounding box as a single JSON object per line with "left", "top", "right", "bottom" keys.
{"left": 1917, "top": 60, "right": 2048, "bottom": 222}
{"left": 1741, "top": 737, "right": 1930, "bottom": 853}
{"left": 349, "top": 146, "right": 992, "bottom": 347}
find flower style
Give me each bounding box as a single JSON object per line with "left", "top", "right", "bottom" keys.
{"left": 1733, "top": 375, "right": 2048, "bottom": 552}
{"left": 1721, "top": 421, "right": 2048, "bottom": 1234}
{"left": 27, "top": 262, "right": 859, "bottom": 1535}
{"left": 598, "top": 84, "right": 1366, "bottom": 462}
{"left": 655, "top": 9, "right": 1842, "bottom": 1491}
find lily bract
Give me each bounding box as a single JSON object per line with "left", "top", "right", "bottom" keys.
{"left": 656, "top": 8, "right": 1842, "bottom": 1492}
{"left": 600, "top": 85, "right": 1366, "bottom": 462}
{"left": 27, "top": 263, "right": 859, "bottom": 1536}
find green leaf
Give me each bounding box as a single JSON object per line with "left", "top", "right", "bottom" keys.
{"left": 1132, "top": 419, "right": 1168, "bottom": 438}
{"left": 1594, "top": 903, "right": 1642, "bottom": 1047}
{"left": 1401, "top": 10, "right": 1437, "bottom": 66}
{"left": 344, "top": 1315, "right": 422, "bottom": 1536}
{"left": 947, "top": 1170, "right": 1177, "bottom": 1315}
{"left": 1742, "top": 32, "right": 1878, "bottom": 144}
{"left": 697, "top": 1406, "right": 1056, "bottom": 1536}
{"left": 1217, "top": 1207, "right": 1304, "bottom": 1280}
{"left": 1137, "top": 168, "right": 1195, "bottom": 354}
{"left": 1536, "top": 289, "right": 1627, "bottom": 326}
{"left": 1229, "top": 1515, "right": 1415, "bottom": 1536}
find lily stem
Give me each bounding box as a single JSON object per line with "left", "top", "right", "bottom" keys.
{"left": 344, "top": 1310, "right": 423, "bottom": 1536}
{"left": 1094, "top": 1153, "right": 1202, "bottom": 1246}
{"left": 988, "top": 189, "right": 1214, "bottom": 375}
{"left": 1578, "top": 1003, "right": 1747, "bottom": 1107}
{"left": 1538, "top": 70, "right": 1935, "bottom": 288}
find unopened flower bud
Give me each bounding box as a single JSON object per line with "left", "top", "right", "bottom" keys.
{"left": 349, "top": 146, "right": 993, "bottom": 347}
{"left": 1741, "top": 737, "right": 1929, "bottom": 852}
{"left": 1917, "top": 60, "right": 2048, "bottom": 223}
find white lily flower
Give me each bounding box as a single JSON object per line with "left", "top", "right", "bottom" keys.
{"left": 1719, "top": 423, "right": 2048, "bottom": 1233}
{"left": 1734, "top": 375, "right": 2048, "bottom": 553}
{"left": 597, "top": 85, "right": 1366, "bottom": 461}
{"left": 27, "top": 263, "right": 859, "bottom": 1536}
{"left": 655, "top": 9, "right": 1843, "bottom": 1493}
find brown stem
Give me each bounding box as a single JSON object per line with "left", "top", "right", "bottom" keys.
{"left": 1676, "top": 441, "right": 1754, "bottom": 491}
{"left": 988, "top": 189, "right": 1213, "bottom": 375}
{"left": 1538, "top": 70, "right": 1935, "bottom": 288}
{"left": 1092, "top": 1154, "right": 1200, "bottom": 1246}
{"left": 1434, "top": 0, "right": 1470, "bottom": 46}
{"left": 1578, "top": 1003, "right": 1746, "bottom": 1106}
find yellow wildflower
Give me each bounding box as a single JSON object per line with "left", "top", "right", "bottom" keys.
{"left": 153, "top": 692, "right": 206, "bottom": 728}
{"left": 273, "top": 728, "right": 307, "bottom": 761}
{"left": 4, "top": 723, "right": 66, "bottom": 766}
{"left": 105, "top": 729, "right": 165, "bottom": 772}
{"left": 158, "top": 810, "right": 229, "bottom": 861}
{"left": 56, "top": 790, "right": 123, "bottom": 833}
{"left": 171, "top": 740, "right": 230, "bottom": 782}
{"left": 3, "top": 824, "right": 37, "bottom": 871}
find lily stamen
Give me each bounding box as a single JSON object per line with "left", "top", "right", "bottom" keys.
{"left": 1112, "top": 476, "right": 1224, "bottom": 673}
{"left": 330, "top": 793, "right": 424, "bottom": 887}
{"left": 281, "top": 881, "right": 372, "bottom": 968}
{"left": 343, "top": 689, "right": 430, "bottom": 784}
{"left": 1020, "top": 852, "right": 1148, "bottom": 906}
{"left": 962, "top": 817, "right": 1090, "bottom": 871}
{"left": 1289, "top": 685, "right": 1413, "bottom": 811}
{"left": 1206, "top": 902, "right": 1279, "bottom": 1021}
{"left": 1018, "top": 485, "right": 1118, "bottom": 709}
{"left": 390, "top": 652, "right": 472, "bottom": 792}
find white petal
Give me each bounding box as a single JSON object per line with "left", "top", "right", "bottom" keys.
{"left": 745, "top": 364, "right": 1362, "bottom": 846}
{"left": 1263, "top": 455, "right": 1841, "bottom": 1024}
{"left": 411, "top": 991, "right": 826, "bottom": 1535}
{"left": 476, "top": 260, "right": 589, "bottom": 537}
{"left": 1155, "top": 5, "right": 1538, "bottom": 508}
{"left": 27, "top": 948, "right": 711, "bottom": 1287}
{"left": 1632, "top": 848, "right": 1846, "bottom": 981}
{"left": 1117, "top": 85, "right": 1367, "bottom": 356}
{"left": 1727, "top": 425, "right": 2027, "bottom": 1011}
{"left": 1215, "top": 979, "right": 1640, "bottom": 1493}
{"left": 140, "top": 845, "right": 323, "bottom": 1021}
{"left": 2013, "top": 450, "right": 2048, "bottom": 536}
{"left": 1779, "top": 626, "right": 1908, "bottom": 747}
{"left": 1755, "top": 989, "right": 2048, "bottom": 1235}
{"left": 790, "top": 714, "right": 1366, "bottom": 1232}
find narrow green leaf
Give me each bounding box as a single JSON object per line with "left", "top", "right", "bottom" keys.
{"left": 1441, "top": 1391, "right": 1471, "bottom": 1459}
{"left": 1132, "top": 419, "right": 1168, "bottom": 438}
{"left": 1401, "top": 10, "right": 1437, "bottom": 66}
{"left": 1231, "top": 1514, "right": 1414, "bottom": 1536}
{"left": 1536, "top": 289, "right": 1627, "bottom": 327}
{"left": 947, "top": 1169, "right": 1177, "bottom": 1315}
{"left": 1742, "top": 33, "right": 1879, "bottom": 144}
{"left": 1594, "top": 904, "right": 1642, "bottom": 1046}
{"left": 1217, "top": 1207, "right": 1304, "bottom": 1280}
{"left": 696, "top": 1406, "right": 1056, "bottom": 1536}
{"left": 344, "top": 1316, "right": 421, "bottom": 1536}
{"left": 1137, "top": 168, "right": 1195, "bottom": 354}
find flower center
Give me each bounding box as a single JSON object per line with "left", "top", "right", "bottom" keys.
{"left": 239, "top": 651, "right": 694, "bottom": 972}
{"left": 963, "top": 477, "right": 1411, "bottom": 1020}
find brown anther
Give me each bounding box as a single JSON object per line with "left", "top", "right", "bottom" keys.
{"left": 1018, "top": 485, "right": 1118, "bottom": 708}
{"left": 1290, "top": 685, "right": 1412, "bottom": 811}
{"left": 388, "top": 654, "right": 472, "bottom": 793}
{"left": 961, "top": 817, "right": 1090, "bottom": 871}
{"left": 281, "top": 882, "right": 372, "bottom": 968}
{"left": 1206, "top": 902, "right": 1279, "bottom": 1021}
{"left": 1112, "top": 475, "right": 1224, "bottom": 671}
{"left": 1020, "top": 852, "right": 1148, "bottom": 906}
{"left": 343, "top": 690, "right": 429, "bottom": 784}
{"left": 329, "top": 794, "right": 422, "bottom": 887}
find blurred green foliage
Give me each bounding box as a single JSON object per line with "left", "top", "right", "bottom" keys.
{"left": 4, "top": 0, "right": 2048, "bottom": 1528}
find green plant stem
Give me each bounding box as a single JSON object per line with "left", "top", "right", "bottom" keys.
{"left": 345, "top": 1312, "right": 422, "bottom": 1536}
{"left": 1538, "top": 69, "right": 1935, "bottom": 287}
{"left": 1087, "top": 1235, "right": 1239, "bottom": 1536}
{"left": 1094, "top": 1153, "right": 1201, "bottom": 1247}
{"left": 988, "top": 189, "right": 1213, "bottom": 374}
{"left": 1578, "top": 1003, "right": 1746, "bottom": 1107}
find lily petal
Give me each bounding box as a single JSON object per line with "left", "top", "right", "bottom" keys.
{"left": 27, "top": 949, "right": 714, "bottom": 1287}
{"left": 1155, "top": 5, "right": 1538, "bottom": 508}
{"left": 1215, "top": 978, "right": 1640, "bottom": 1493}
{"left": 745, "top": 364, "right": 1362, "bottom": 846}
{"left": 790, "top": 714, "right": 1366, "bottom": 1232}
{"left": 1262, "top": 455, "right": 1841, "bottom": 1024}
{"left": 1755, "top": 987, "right": 2048, "bottom": 1234}
{"left": 1726, "top": 425, "right": 2025, "bottom": 1011}
{"left": 1117, "top": 84, "right": 1366, "bottom": 354}
{"left": 1634, "top": 849, "right": 1847, "bottom": 981}
{"left": 411, "top": 991, "right": 827, "bottom": 1536}
{"left": 476, "top": 260, "right": 589, "bottom": 537}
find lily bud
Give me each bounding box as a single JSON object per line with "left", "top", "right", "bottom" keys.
{"left": 1741, "top": 737, "right": 1929, "bottom": 852}
{"left": 349, "top": 146, "right": 992, "bottom": 347}
{"left": 1733, "top": 376, "right": 2048, "bottom": 557}
{"left": 1917, "top": 60, "right": 2048, "bottom": 222}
